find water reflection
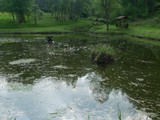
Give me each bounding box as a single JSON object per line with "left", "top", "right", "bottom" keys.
{"left": 0, "top": 73, "right": 151, "bottom": 120}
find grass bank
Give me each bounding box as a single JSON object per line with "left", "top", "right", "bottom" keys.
{"left": 0, "top": 13, "right": 92, "bottom": 33}
{"left": 90, "top": 19, "right": 160, "bottom": 40}
{"left": 0, "top": 12, "right": 160, "bottom": 43}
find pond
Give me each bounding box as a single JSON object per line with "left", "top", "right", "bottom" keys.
{"left": 0, "top": 35, "right": 160, "bottom": 120}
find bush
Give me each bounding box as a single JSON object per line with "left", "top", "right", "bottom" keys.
{"left": 152, "top": 17, "right": 160, "bottom": 25}
{"left": 87, "top": 17, "right": 106, "bottom": 25}
{"left": 91, "top": 44, "right": 116, "bottom": 64}
{"left": 87, "top": 16, "right": 97, "bottom": 21}
{"left": 98, "top": 18, "right": 106, "bottom": 24}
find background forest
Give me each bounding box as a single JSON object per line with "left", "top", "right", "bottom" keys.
{"left": 0, "top": 0, "right": 160, "bottom": 38}
{"left": 0, "top": 0, "right": 160, "bottom": 24}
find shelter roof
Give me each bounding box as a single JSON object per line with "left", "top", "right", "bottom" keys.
{"left": 116, "top": 16, "right": 128, "bottom": 20}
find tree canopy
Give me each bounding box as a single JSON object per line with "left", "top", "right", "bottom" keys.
{"left": 0, "top": 0, "right": 160, "bottom": 29}
{"left": 0, "top": 0, "right": 33, "bottom": 23}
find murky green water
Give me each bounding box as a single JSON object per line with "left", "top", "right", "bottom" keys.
{"left": 0, "top": 35, "right": 160, "bottom": 120}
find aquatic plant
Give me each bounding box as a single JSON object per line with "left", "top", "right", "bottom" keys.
{"left": 91, "top": 44, "right": 116, "bottom": 64}
{"left": 87, "top": 112, "right": 91, "bottom": 120}
{"left": 117, "top": 104, "right": 122, "bottom": 120}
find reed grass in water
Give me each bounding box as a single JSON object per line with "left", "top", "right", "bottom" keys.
{"left": 91, "top": 44, "right": 116, "bottom": 64}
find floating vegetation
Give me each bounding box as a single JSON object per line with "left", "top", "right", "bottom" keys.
{"left": 91, "top": 44, "right": 116, "bottom": 64}
{"left": 117, "top": 104, "right": 122, "bottom": 120}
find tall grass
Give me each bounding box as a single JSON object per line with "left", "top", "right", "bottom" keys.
{"left": 91, "top": 44, "right": 116, "bottom": 57}
{"left": 91, "top": 44, "right": 116, "bottom": 64}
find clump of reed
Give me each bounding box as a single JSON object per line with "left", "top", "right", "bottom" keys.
{"left": 91, "top": 44, "right": 116, "bottom": 64}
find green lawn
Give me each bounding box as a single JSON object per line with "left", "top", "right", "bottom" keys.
{"left": 0, "top": 12, "right": 160, "bottom": 40}
{"left": 90, "top": 19, "right": 160, "bottom": 39}
{"left": 0, "top": 13, "right": 92, "bottom": 32}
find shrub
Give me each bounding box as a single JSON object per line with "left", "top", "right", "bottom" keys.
{"left": 98, "top": 18, "right": 106, "bottom": 24}
{"left": 87, "top": 16, "right": 97, "bottom": 21}
{"left": 91, "top": 44, "right": 116, "bottom": 64}
{"left": 152, "top": 17, "right": 160, "bottom": 26}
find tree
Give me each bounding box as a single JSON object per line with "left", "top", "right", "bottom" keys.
{"left": 102, "top": 0, "right": 121, "bottom": 30}
{"left": 35, "top": 0, "right": 51, "bottom": 12}
{"left": 32, "top": 4, "right": 43, "bottom": 24}
{"left": 120, "top": 0, "right": 160, "bottom": 18}
{"left": 0, "top": 0, "right": 3, "bottom": 12}
{"left": 3, "top": 0, "right": 34, "bottom": 23}
{"left": 50, "top": 0, "right": 91, "bottom": 21}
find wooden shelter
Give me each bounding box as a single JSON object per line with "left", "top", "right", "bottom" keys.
{"left": 116, "top": 16, "right": 129, "bottom": 28}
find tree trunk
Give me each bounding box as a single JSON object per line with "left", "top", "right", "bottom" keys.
{"left": 17, "top": 13, "right": 26, "bottom": 23}
{"left": 34, "top": 17, "right": 37, "bottom": 24}
{"left": 11, "top": 12, "right": 15, "bottom": 22}
{"left": 106, "top": 15, "right": 109, "bottom": 31}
